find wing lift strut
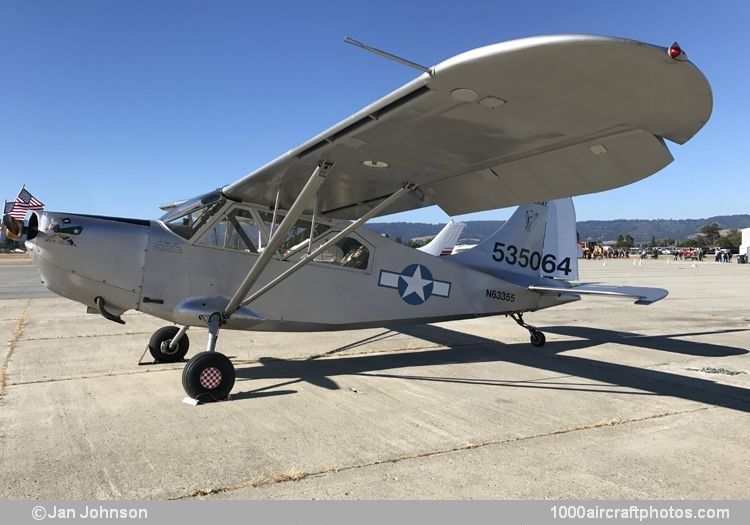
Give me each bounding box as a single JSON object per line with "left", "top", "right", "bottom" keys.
{"left": 198, "top": 161, "right": 417, "bottom": 354}
{"left": 180, "top": 160, "right": 416, "bottom": 403}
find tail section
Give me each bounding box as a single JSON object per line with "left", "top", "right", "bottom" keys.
{"left": 418, "top": 220, "right": 466, "bottom": 256}
{"left": 542, "top": 199, "right": 579, "bottom": 281}
{"left": 451, "top": 199, "right": 578, "bottom": 281}
{"left": 451, "top": 198, "right": 668, "bottom": 305}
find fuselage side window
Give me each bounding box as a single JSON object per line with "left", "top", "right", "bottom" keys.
{"left": 196, "top": 208, "right": 261, "bottom": 253}
{"left": 189, "top": 206, "right": 368, "bottom": 269}
{"left": 308, "top": 232, "right": 371, "bottom": 270}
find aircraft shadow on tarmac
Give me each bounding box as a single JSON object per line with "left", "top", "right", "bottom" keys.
{"left": 233, "top": 325, "right": 750, "bottom": 412}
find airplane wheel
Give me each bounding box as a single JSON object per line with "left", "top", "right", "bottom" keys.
{"left": 530, "top": 330, "right": 546, "bottom": 347}
{"left": 148, "top": 326, "right": 189, "bottom": 363}
{"left": 182, "top": 351, "right": 235, "bottom": 402}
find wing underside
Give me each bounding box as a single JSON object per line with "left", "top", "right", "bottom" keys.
{"left": 222, "top": 35, "right": 712, "bottom": 219}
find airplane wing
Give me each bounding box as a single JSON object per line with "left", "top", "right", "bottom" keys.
{"left": 418, "top": 220, "right": 466, "bottom": 256}
{"left": 220, "top": 35, "right": 711, "bottom": 219}
{"left": 530, "top": 283, "right": 668, "bottom": 305}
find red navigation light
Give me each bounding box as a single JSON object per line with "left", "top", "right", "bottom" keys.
{"left": 668, "top": 42, "right": 682, "bottom": 59}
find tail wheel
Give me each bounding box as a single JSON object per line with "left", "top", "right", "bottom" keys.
{"left": 530, "top": 330, "right": 546, "bottom": 347}
{"left": 148, "top": 326, "right": 189, "bottom": 362}
{"left": 182, "top": 351, "right": 235, "bottom": 402}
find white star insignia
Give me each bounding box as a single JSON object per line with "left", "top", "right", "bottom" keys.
{"left": 400, "top": 265, "right": 431, "bottom": 301}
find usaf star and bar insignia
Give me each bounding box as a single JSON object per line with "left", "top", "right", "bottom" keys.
{"left": 378, "top": 263, "right": 451, "bottom": 305}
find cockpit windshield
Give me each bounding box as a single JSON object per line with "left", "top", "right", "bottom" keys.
{"left": 160, "top": 190, "right": 225, "bottom": 240}
{"left": 160, "top": 190, "right": 222, "bottom": 223}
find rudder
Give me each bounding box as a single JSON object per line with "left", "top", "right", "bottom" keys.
{"left": 451, "top": 199, "right": 578, "bottom": 281}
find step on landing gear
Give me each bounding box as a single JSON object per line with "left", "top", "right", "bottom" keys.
{"left": 509, "top": 312, "right": 546, "bottom": 347}
{"left": 182, "top": 313, "right": 235, "bottom": 403}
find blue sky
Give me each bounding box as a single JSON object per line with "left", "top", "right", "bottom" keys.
{"left": 1, "top": 0, "right": 747, "bottom": 224}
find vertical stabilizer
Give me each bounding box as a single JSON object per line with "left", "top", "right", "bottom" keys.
{"left": 418, "top": 220, "right": 466, "bottom": 256}
{"left": 451, "top": 199, "right": 578, "bottom": 282}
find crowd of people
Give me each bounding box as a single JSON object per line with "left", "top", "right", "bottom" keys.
{"left": 674, "top": 248, "right": 703, "bottom": 261}
{"left": 581, "top": 245, "right": 629, "bottom": 259}
{"left": 714, "top": 247, "right": 733, "bottom": 263}
{"left": 579, "top": 243, "right": 740, "bottom": 263}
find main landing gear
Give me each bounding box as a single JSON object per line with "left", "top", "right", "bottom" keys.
{"left": 509, "top": 312, "right": 546, "bottom": 347}
{"left": 182, "top": 351, "right": 235, "bottom": 402}
{"left": 181, "top": 313, "right": 235, "bottom": 402}
{"left": 147, "top": 313, "right": 235, "bottom": 403}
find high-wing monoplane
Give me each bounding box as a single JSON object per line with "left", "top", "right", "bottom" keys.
{"left": 4, "top": 35, "right": 712, "bottom": 402}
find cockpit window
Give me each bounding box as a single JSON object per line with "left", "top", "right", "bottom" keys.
{"left": 169, "top": 198, "right": 369, "bottom": 270}
{"left": 277, "top": 215, "right": 332, "bottom": 258}
{"left": 160, "top": 190, "right": 222, "bottom": 223}
{"left": 305, "top": 232, "right": 371, "bottom": 270}
{"left": 196, "top": 208, "right": 263, "bottom": 253}
{"left": 163, "top": 191, "right": 225, "bottom": 240}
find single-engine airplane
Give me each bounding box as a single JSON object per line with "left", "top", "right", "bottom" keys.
{"left": 4, "top": 35, "right": 712, "bottom": 402}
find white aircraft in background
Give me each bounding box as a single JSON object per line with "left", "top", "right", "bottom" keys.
{"left": 4, "top": 35, "right": 711, "bottom": 403}
{"left": 417, "top": 220, "right": 466, "bottom": 256}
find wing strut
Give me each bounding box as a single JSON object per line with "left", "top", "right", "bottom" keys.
{"left": 238, "top": 183, "right": 416, "bottom": 309}
{"left": 222, "top": 161, "right": 334, "bottom": 318}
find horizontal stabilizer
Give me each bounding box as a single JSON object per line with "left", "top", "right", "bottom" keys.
{"left": 529, "top": 283, "right": 668, "bottom": 305}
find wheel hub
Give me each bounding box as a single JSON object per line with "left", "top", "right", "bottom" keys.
{"left": 199, "top": 367, "right": 222, "bottom": 389}
{"left": 160, "top": 340, "right": 179, "bottom": 356}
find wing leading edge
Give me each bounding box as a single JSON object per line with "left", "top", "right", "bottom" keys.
{"left": 220, "top": 35, "right": 712, "bottom": 219}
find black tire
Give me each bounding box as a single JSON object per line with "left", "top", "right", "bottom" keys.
{"left": 530, "top": 330, "right": 546, "bottom": 347}
{"left": 182, "top": 351, "right": 235, "bottom": 402}
{"left": 148, "top": 326, "right": 189, "bottom": 363}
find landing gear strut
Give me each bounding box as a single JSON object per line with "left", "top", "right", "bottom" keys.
{"left": 181, "top": 312, "right": 235, "bottom": 402}
{"left": 509, "top": 312, "right": 546, "bottom": 347}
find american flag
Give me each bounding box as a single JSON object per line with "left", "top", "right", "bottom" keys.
{"left": 8, "top": 188, "right": 45, "bottom": 220}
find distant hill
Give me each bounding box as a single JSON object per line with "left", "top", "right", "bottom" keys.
{"left": 365, "top": 221, "right": 505, "bottom": 244}
{"left": 365, "top": 215, "right": 750, "bottom": 244}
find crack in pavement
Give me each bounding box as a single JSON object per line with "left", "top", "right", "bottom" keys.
{"left": 4, "top": 343, "right": 453, "bottom": 387}
{"left": 1, "top": 298, "right": 31, "bottom": 397}
{"left": 178, "top": 406, "right": 711, "bottom": 499}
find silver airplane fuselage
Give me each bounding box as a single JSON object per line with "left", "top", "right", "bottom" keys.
{"left": 25, "top": 209, "right": 571, "bottom": 332}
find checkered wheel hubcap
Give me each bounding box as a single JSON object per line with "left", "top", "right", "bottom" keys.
{"left": 199, "top": 367, "right": 222, "bottom": 389}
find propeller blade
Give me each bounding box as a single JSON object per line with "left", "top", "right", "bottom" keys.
{"left": 2, "top": 214, "right": 24, "bottom": 241}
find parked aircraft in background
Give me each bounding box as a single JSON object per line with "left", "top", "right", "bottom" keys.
{"left": 417, "top": 220, "right": 466, "bottom": 256}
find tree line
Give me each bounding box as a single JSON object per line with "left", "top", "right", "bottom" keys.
{"left": 610, "top": 223, "right": 743, "bottom": 249}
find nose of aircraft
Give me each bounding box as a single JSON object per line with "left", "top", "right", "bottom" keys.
{"left": 25, "top": 211, "right": 151, "bottom": 316}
